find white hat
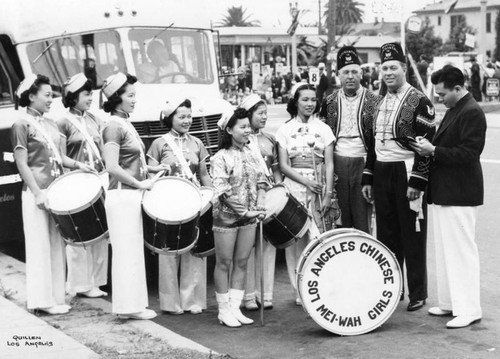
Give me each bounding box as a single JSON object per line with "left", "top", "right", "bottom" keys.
{"left": 239, "top": 94, "right": 263, "bottom": 111}
{"left": 64, "top": 73, "right": 88, "bottom": 96}
{"left": 101, "top": 72, "right": 127, "bottom": 98}
{"left": 16, "top": 74, "right": 38, "bottom": 98}
{"left": 318, "top": 62, "right": 326, "bottom": 69}
{"left": 217, "top": 108, "right": 235, "bottom": 131}
{"left": 161, "top": 97, "right": 188, "bottom": 118}
{"left": 290, "top": 82, "right": 312, "bottom": 98}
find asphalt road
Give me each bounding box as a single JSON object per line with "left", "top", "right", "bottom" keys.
{"left": 144, "top": 106, "right": 500, "bottom": 359}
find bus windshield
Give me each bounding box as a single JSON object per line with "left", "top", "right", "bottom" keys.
{"left": 27, "top": 30, "right": 125, "bottom": 92}
{"left": 129, "top": 28, "right": 214, "bottom": 85}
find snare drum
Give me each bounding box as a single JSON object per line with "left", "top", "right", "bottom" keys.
{"left": 142, "top": 177, "right": 202, "bottom": 255}
{"left": 191, "top": 187, "right": 215, "bottom": 258}
{"left": 263, "top": 185, "right": 310, "bottom": 249}
{"left": 46, "top": 171, "right": 108, "bottom": 246}
{"left": 296, "top": 229, "right": 402, "bottom": 336}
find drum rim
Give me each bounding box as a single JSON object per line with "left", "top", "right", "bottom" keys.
{"left": 142, "top": 176, "right": 202, "bottom": 224}
{"left": 46, "top": 170, "right": 105, "bottom": 214}
{"left": 296, "top": 230, "right": 403, "bottom": 336}
{"left": 199, "top": 186, "right": 214, "bottom": 216}
{"left": 263, "top": 185, "right": 289, "bottom": 220}
{"left": 190, "top": 247, "right": 215, "bottom": 258}
{"left": 144, "top": 227, "right": 199, "bottom": 255}
{"left": 63, "top": 230, "right": 109, "bottom": 247}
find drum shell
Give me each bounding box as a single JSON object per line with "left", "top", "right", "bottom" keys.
{"left": 263, "top": 189, "right": 310, "bottom": 249}
{"left": 190, "top": 206, "right": 215, "bottom": 257}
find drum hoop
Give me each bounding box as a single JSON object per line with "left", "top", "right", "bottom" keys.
{"left": 264, "top": 184, "right": 290, "bottom": 219}
{"left": 144, "top": 227, "right": 199, "bottom": 255}
{"left": 191, "top": 247, "right": 215, "bottom": 258}
{"left": 296, "top": 231, "right": 403, "bottom": 336}
{"left": 142, "top": 177, "right": 202, "bottom": 224}
{"left": 47, "top": 170, "right": 104, "bottom": 214}
{"left": 63, "top": 230, "right": 109, "bottom": 247}
{"left": 199, "top": 186, "right": 214, "bottom": 215}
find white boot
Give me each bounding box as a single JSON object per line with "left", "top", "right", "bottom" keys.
{"left": 229, "top": 289, "right": 254, "bottom": 325}
{"left": 215, "top": 292, "right": 241, "bottom": 328}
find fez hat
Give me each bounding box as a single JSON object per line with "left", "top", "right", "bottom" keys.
{"left": 337, "top": 46, "right": 361, "bottom": 70}
{"left": 380, "top": 42, "right": 406, "bottom": 64}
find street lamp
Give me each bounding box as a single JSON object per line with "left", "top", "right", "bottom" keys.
{"left": 289, "top": 2, "right": 299, "bottom": 76}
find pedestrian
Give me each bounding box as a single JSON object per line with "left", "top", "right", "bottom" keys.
{"left": 316, "top": 62, "right": 329, "bottom": 105}
{"left": 147, "top": 97, "right": 212, "bottom": 315}
{"left": 276, "top": 83, "right": 339, "bottom": 306}
{"left": 59, "top": 73, "right": 108, "bottom": 298}
{"left": 361, "top": 42, "right": 436, "bottom": 311}
{"left": 321, "top": 46, "right": 382, "bottom": 233}
{"left": 470, "top": 56, "right": 482, "bottom": 102}
{"left": 411, "top": 65, "right": 486, "bottom": 328}
{"left": 211, "top": 108, "right": 268, "bottom": 327}
{"left": 11, "top": 74, "right": 93, "bottom": 314}
{"left": 101, "top": 72, "right": 156, "bottom": 320}
{"left": 240, "top": 94, "right": 283, "bottom": 311}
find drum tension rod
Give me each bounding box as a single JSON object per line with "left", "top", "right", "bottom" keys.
{"left": 92, "top": 202, "right": 106, "bottom": 234}
{"left": 271, "top": 213, "right": 301, "bottom": 242}
{"left": 69, "top": 214, "right": 86, "bottom": 250}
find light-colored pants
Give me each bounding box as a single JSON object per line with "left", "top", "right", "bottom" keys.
{"left": 158, "top": 253, "right": 207, "bottom": 312}
{"left": 431, "top": 205, "right": 482, "bottom": 317}
{"left": 105, "top": 189, "right": 148, "bottom": 314}
{"left": 22, "top": 189, "right": 66, "bottom": 310}
{"left": 66, "top": 239, "right": 109, "bottom": 294}
{"left": 244, "top": 235, "right": 276, "bottom": 301}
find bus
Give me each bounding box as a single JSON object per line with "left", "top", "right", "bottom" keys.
{"left": 0, "top": 0, "right": 231, "bottom": 244}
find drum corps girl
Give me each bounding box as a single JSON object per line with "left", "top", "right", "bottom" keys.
{"left": 210, "top": 108, "right": 268, "bottom": 327}
{"left": 276, "top": 83, "right": 339, "bottom": 305}
{"left": 11, "top": 74, "right": 93, "bottom": 314}
{"left": 147, "top": 97, "right": 212, "bottom": 315}
{"left": 59, "top": 73, "right": 108, "bottom": 298}
{"left": 241, "top": 94, "right": 282, "bottom": 311}
{"left": 101, "top": 72, "right": 157, "bottom": 320}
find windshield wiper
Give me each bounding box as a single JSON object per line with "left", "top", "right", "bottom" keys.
{"left": 147, "top": 23, "right": 174, "bottom": 44}
{"left": 32, "top": 31, "right": 67, "bottom": 64}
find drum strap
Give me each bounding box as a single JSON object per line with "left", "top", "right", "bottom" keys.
{"left": 66, "top": 111, "right": 103, "bottom": 167}
{"left": 25, "top": 116, "right": 63, "bottom": 165}
{"left": 162, "top": 133, "right": 195, "bottom": 181}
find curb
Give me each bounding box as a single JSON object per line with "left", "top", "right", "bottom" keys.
{"left": 0, "top": 251, "right": 217, "bottom": 357}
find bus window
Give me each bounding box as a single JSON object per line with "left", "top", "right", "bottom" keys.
{"left": 26, "top": 30, "right": 125, "bottom": 91}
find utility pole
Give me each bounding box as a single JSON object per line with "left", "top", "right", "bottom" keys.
{"left": 318, "top": 0, "right": 322, "bottom": 35}
{"left": 326, "top": 0, "right": 336, "bottom": 79}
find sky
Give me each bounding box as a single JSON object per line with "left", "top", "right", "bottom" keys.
{"left": 206, "top": 0, "right": 437, "bottom": 27}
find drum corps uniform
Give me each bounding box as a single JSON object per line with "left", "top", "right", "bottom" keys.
{"left": 58, "top": 107, "right": 108, "bottom": 295}
{"left": 276, "top": 115, "right": 336, "bottom": 296}
{"left": 102, "top": 114, "right": 150, "bottom": 314}
{"left": 322, "top": 47, "right": 382, "bottom": 233}
{"left": 11, "top": 107, "right": 66, "bottom": 310}
{"left": 147, "top": 132, "right": 209, "bottom": 313}
{"left": 362, "top": 43, "right": 436, "bottom": 306}
{"left": 244, "top": 129, "right": 278, "bottom": 306}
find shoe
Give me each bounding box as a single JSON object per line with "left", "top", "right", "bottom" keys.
{"left": 79, "top": 288, "right": 107, "bottom": 298}
{"left": 244, "top": 298, "right": 259, "bottom": 311}
{"left": 189, "top": 305, "right": 203, "bottom": 314}
{"left": 262, "top": 299, "right": 273, "bottom": 310}
{"left": 166, "top": 309, "right": 184, "bottom": 315}
{"left": 118, "top": 309, "right": 157, "bottom": 320}
{"left": 229, "top": 289, "right": 254, "bottom": 325}
{"left": 407, "top": 299, "right": 426, "bottom": 311}
{"left": 428, "top": 307, "right": 453, "bottom": 316}
{"left": 215, "top": 291, "right": 241, "bottom": 328}
{"left": 38, "top": 305, "right": 70, "bottom": 315}
{"left": 295, "top": 297, "right": 303, "bottom": 306}
{"left": 446, "top": 316, "right": 481, "bottom": 329}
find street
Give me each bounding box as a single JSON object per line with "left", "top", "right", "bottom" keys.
{"left": 141, "top": 106, "right": 500, "bottom": 359}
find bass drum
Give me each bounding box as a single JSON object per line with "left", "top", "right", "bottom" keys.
{"left": 296, "top": 229, "right": 402, "bottom": 336}
{"left": 191, "top": 187, "right": 215, "bottom": 258}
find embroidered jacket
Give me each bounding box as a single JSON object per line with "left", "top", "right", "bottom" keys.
{"left": 361, "top": 85, "right": 436, "bottom": 191}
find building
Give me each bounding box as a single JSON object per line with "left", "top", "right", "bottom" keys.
{"left": 414, "top": 0, "right": 500, "bottom": 58}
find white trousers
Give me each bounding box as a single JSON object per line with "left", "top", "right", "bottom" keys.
{"left": 22, "top": 189, "right": 66, "bottom": 310}
{"left": 105, "top": 189, "right": 148, "bottom": 314}
{"left": 431, "top": 205, "right": 482, "bottom": 317}
{"left": 158, "top": 252, "right": 207, "bottom": 312}
{"left": 244, "top": 235, "right": 276, "bottom": 301}
{"left": 66, "top": 239, "right": 109, "bottom": 293}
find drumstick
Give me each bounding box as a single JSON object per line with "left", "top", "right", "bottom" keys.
{"left": 306, "top": 138, "right": 327, "bottom": 233}
{"left": 259, "top": 220, "right": 265, "bottom": 327}
{"left": 151, "top": 170, "right": 165, "bottom": 183}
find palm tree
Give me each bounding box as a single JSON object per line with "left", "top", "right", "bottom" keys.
{"left": 217, "top": 6, "right": 261, "bottom": 27}
{"left": 323, "top": 0, "right": 364, "bottom": 35}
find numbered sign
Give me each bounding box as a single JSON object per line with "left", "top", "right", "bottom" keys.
{"left": 486, "top": 78, "right": 500, "bottom": 97}
{"left": 309, "top": 68, "right": 320, "bottom": 85}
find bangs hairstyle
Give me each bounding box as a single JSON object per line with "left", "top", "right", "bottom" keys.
{"left": 431, "top": 65, "right": 465, "bottom": 89}
{"left": 161, "top": 99, "right": 192, "bottom": 130}
{"left": 247, "top": 100, "right": 267, "bottom": 121}
{"left": 218, "top": 107, "right": 248, "bottom": 150}
{"left": 102, "top": 74, "right": 137, "bottom": 113}
{"left": 286, "top": 84, "right": 320, "bottom": 117}
{"left": 18, "top": 74, "right": 51, "bottom": 108}
{"left": 62, "top": 79, "right": 94, "bottom": 108}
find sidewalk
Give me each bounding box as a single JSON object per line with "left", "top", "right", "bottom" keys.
{"left": 0, "top": 252, "right": 218, "bottom": 359}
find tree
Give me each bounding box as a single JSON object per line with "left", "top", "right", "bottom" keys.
{"left": 323, "top": 0, "right": 364, "bottom": 36}
{"left": 494, "top": 10, "right": 500, "bottom": 61}
{"left": 442, "top": 16, "right": 477, "bottom": 53}
{"left": 406, "top": 18, "right": 444, "bottom": 62}
{"left": 217, "top": 6, "right": 261, "bottom": 27}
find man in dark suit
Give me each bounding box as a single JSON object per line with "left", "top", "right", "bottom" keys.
{"left": 412, "top": 65, "right": 486, "bottom": 329}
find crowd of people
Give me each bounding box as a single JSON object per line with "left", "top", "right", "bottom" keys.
{"left": 11, "top": 40, "right": 485, "bottom": 330}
